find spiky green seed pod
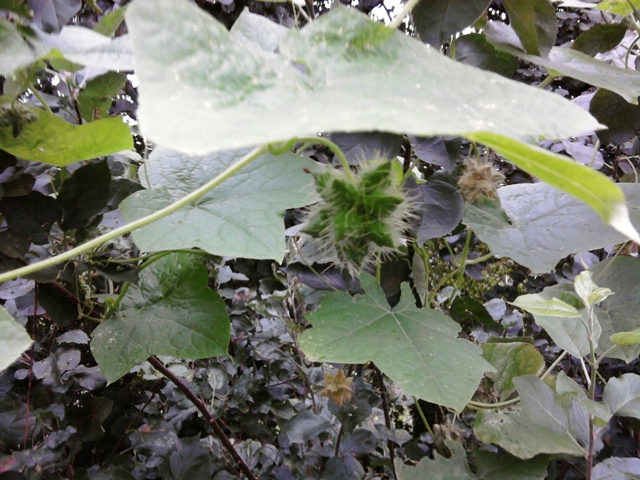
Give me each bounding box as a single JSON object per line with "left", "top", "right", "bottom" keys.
{"left": 303, "top": 160, "right": 413, "bottom": 276}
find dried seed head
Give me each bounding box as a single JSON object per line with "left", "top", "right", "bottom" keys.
{"left": 320, "top": 370, "right": 354, "bottom": 406}
{"left": 457, "top": 157, "right": 505, "bottom": 203}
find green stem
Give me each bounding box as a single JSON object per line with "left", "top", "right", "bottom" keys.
{"left": 540, "top": 350, "right": 568, "bottom": 381}
{"left": 301, "top": 136, "right": 353, "bottom": 180}
{"left": 389, "top": 0, "right": 421, "bottom": 30}
{"left": 412, "top": 396, "right": 436, "bottom": 439}
{"left": 104, "top": 249, "right": 210, "bottom": 264}
{"left": 448, "top": 229, "right": 472, "bottom": 308}
{"left": 466, "top": 397, "right": 520, "bottom": 409}
{"left": 465, "top": 252, "right": 493, "bottom": 265}
{"left": 0, "top": 145, "right": 267, "bottom": 283}
{"left": 415, "top": 244, "right": 431, "bottom": 305}
{"left": 537, "top": 75, "right": 556, "bottom": 89}
{"left": 29, "top": 85, "right": 53, "bottom": 114}
{"left": 586, "top": 305, "right": 598, "bottom": 480}
{"left": 625, "top": 34, "right": 640, "bottom": 69}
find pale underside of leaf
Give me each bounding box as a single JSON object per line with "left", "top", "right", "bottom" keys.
{"left": 0, "top": 305, "right": 33, "bottom": 373}
{"left": 125, "top": 1, "right": 601, "bottom": 156}
{"left": 464, "top": 183, "right": 640, "bottom": 274}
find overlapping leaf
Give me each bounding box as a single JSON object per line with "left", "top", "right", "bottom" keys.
{"left": 119, "top": 148, "right": 317, "bottom": 260}
{"left": 513, "top": 257, "right": 640, "bottom": 362}
{"left": 603, "top": 373, "right": 640, "bottom": 420}
{"left": 91, "top": 253, "right": 230, "bottom": 383}
{"left": 481, "top": 342, "right": 545, "bottom": 397}
{"left": 474, "top": 376, "right": 585, "bottom": 459}
{"left": 464, "top": 183, "right": 640, "bottom": 273}
{"left": 502, "top": 0, "right": 557, "bottom": 56}
{"left": 413, "top": 0, "right": 491, "bottom": 47}
{"left": 126, "top": 0, "right": 600, "bottom": 156}
{"left": 0, "top": 107, "right": 132, "bottom": 165}
{"left": 395, "top": 441, "right": 475, "bottom": 479}
{"left": 485, "top": 21, "right": 640, "bottom": 104}
{"left": 298, "top": 275, "right": 494, "bottom": 412}
{"left": 125, "top": 2, "right": 639, "bottom": 242}
{"left": 0, "top": 305, "right": 32, "bottom": 373}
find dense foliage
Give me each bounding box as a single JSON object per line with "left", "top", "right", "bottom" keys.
{"left": 1, "top": 0, "right": 640, "bottom": 478}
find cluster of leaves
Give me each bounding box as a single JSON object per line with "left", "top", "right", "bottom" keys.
{"left": 0, "top": 0, "right": 640, "bottom": 479}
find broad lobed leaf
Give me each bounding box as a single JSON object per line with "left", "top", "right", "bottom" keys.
{"left": 299, "top": 274, "right": 495, "bottom": 412}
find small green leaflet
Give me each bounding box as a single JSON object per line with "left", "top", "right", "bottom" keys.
{"left": 511, "top": 294, "right": 581, "bottom": 318}
{"left": 298, "top": 275, "right": 495, "bottom": 412}
{"left": 610, "top": 329, "right": 640, "bottom": 346}
{"left": 0, "top": 305, "right": 32, "bottom": 373}
{"left": 91, "top": 253, "right": 230, "bottom": 384}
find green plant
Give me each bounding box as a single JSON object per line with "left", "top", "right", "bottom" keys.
{"left": 1, "top": 0, "right": 640, "bottom": 478}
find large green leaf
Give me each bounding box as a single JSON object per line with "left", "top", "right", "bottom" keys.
{"left": 0, "top": 305, "right": 32, "bottom": 373}
{"left": 91, "top": 253, "right": 230, "bottom": 384}
{"left": 412, "top": 0, "right": 491, "bottom": 47}
{"left": 298, "top": 275, "right": 494, "bottom": 412}
{"left": 464, "top": 183, "right": 640, "bottom": 273}
{"left": 502, "top": 0, "right": 557, "bottom": 57}
{"left": 486, "top": 21, "right": 640, "bottom": 104}
{"left": 467, "top": 132, "right": 638, "bottom": 242}
{"left": 474, "top": 449, "right": 549, "bottom": 480}
{"left": 119, "top": 148, "right": 317, "bottom": 260}
{"left": 603, "top": 373, "right": 640, "bottom": 420}
{"left": 474, "top": 376, "right": 585, "bottom": 459}
{"left": 125, "top": 1, "right": 600, "bottom": 156}
{"left": 0, "top": 107, "right": 133, "bottom": 165}
{"left": 395, "top": 441, "right": 475, "bottom": 479}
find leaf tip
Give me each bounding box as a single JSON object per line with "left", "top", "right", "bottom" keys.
{"left": 609, "top": 202, "right": 640, "bottom": 244}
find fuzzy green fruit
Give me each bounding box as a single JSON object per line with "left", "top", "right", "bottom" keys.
{"left": 303, "top": 160, "right": 412, "bottom": 276}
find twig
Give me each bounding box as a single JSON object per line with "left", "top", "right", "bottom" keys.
{"left": 147, "top": 356, "right": 257, "bottom": 480}
{"left": 370, "top": 363, "right": 396, "bottom": 475}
